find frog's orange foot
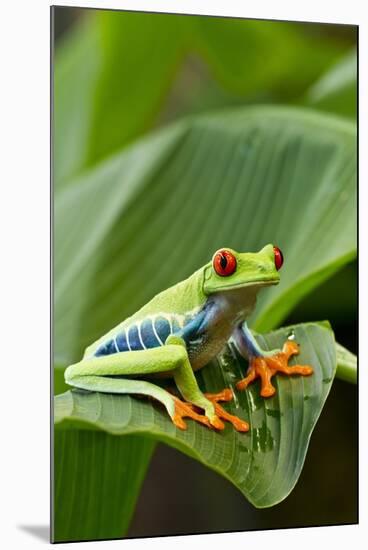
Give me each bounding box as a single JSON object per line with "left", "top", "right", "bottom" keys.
{"left": 172, "top": 390, "right": 249, "bottom": 432}
{"left": 172, "top": 396, "right": 212, "bottom": 430}
{"left": 236, "top": 340, "right": 314, "bottom": 398}
{"left": 204, "top": 389, "right": 250, "bottom": 432}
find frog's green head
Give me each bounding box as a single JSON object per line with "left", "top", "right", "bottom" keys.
{"left": 203, "top": 244, "right": 283, "bottom": 295}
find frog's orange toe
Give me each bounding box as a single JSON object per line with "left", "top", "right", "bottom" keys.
{"left": 282, "top": 340, "right": 300, "bottom": 358}
{"left": 205, "top": 389, "right": 250, "bottom": 433}
{"left": 207, "top": 388, "right": 233, "bottom": 402}
{"left": 260, "top": 385, "right": 276, "bottom": 398}
{"left": 171, "top": 390, "right": 249, "bottom": 433}
{"left": 210, "top": 415, "right": 225, "bottom": 430}
{"left": 236, "top": 340, "right": 314, "bottom": 398}
{"left": 172, "top": 397, "right": 212, "bottom": 430}
{"left": 172, "top": 413, "right": 188, "bottom": 431}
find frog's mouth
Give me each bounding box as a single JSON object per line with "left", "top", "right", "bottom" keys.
{"left": 209, "top": 276, "right": 279, "bottom": 294}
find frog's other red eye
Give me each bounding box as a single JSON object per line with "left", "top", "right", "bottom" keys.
{"left": 273, "top": 246, "right": 284, "bottom": 270}
{"left": 213, "top": 249, "right": 237, "bottom": 277}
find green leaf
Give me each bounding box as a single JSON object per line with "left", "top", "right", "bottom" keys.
{"left": 54, "top": 11, "right": 347, "bottom": 186}
{"left": 86, "top": 12, "right": 192, "bottom": 168}
{"left": 286, "top": 260, "right": 357, "bottom": 323}
{"left": 305, "top": 48, "right": 357, "bottom": 118}
{"left": 54, "top": 322, "right": 336, "bottom": 511}
{"left": 335, "top": 341, "right": 357, "bottom": 384}
{"left": 52, "top": 431, "right": 155, "bottom": 542}
{"left": 53, "top": 11, "right": 192, "bottom": 186}
{"left": 54, "top": 106, "right": 356, "bottom": 363}
{"left": 53, "top": 15, "right": 102, "bottom": 187}
{"left": 195, "top": 18, "right": 343, "bottom": 97}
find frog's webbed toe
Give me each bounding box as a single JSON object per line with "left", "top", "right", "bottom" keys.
{"left": 171, "top": 389, "right": 249, "bottom": 432}
{"left": 204, "top": 389, "right": 249, "bottom": 432}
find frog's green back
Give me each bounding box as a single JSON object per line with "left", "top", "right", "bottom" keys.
{"left": 141, "top": 266, "right": 206, "bottom": 315}
{"left": 84, "top": 266, "right": 207, "bottom": 357}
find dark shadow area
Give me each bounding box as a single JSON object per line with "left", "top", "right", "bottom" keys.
{"left": 18, "top": 525, "right": 50, "bottom": 543}
{"left": 53, "top": 6, "right": 85, "bottom": 42}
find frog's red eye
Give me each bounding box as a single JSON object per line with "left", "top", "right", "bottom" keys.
{"left": 273, "top": 246, "right": 284, "bottom": 270}
{"left": 213, "top": 249, "right": 237, "bottom": 277}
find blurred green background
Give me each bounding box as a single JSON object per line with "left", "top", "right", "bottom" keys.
{"left": 53, "top": 7, "right": 357, "bottom": 538}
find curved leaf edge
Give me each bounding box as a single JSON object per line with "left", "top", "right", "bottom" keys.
{"left": 56, "top": 104, "right": 356, "bottom": 194}
{"left": 254, "top": 250, "right": 357, "bottom": 333}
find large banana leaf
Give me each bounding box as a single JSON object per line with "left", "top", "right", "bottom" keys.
{"left": 54, "top": 322, "right": 336, "bottom": 541}
{"left": 54, "top": 9, "right": 346, "bottom": 186}
{"left": 54, "top": 106, "right": 356, "bottom": 365}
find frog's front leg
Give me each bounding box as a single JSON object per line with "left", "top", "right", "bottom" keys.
{"left": 166, "top": 334, "right": 249, "bottom": 432}
{"left": 233, "top": 322, "right": 313, "bottom": 397}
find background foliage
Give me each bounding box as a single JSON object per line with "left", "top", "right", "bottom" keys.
{"left": 53, "top": 7, "right": 357, "bottom": 542}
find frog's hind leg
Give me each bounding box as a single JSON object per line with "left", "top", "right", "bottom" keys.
{"left": 64, "top": 346, "right": 214, "bottom": 431}
{"left": 69, "top": 373, "right": 217, "bottom": 430}
{"left": 166, "top": 335, "right": 248, "bottom": 432}
{"left": 67, "top": 374, "right": 178, "bottom": 422}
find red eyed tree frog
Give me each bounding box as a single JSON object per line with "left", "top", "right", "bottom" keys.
{"left": 64, "top": 244, "right": 313, "bottom": 433}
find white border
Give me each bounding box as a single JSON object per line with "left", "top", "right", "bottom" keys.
{"left": 1, "top": 1, "right": 365, "bottom": 549}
